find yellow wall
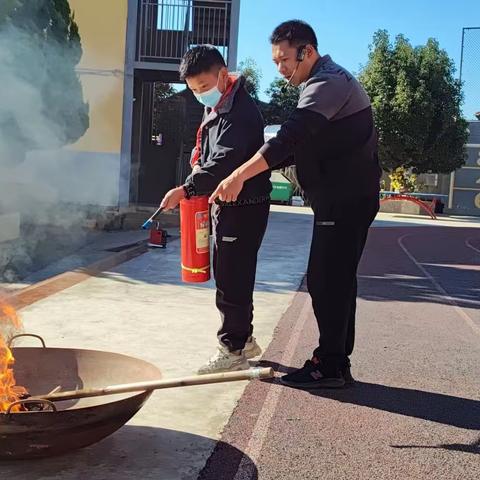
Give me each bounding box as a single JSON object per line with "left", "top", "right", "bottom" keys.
{"left": 68, "top": 0, "right": 128, "bottom": 153}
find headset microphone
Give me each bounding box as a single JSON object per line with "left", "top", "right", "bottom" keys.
{"left": 281, "top": 46, "right": 307, "bottom": 92}
{"left": 296, "top": 46, "right": 306, "bottom": 62}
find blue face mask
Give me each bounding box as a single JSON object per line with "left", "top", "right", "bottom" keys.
{"left": 194, "top": 75, "right": 223, "bottom": 108}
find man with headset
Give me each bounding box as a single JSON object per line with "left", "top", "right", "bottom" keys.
{"left": 210, "top": 20, "right": 382, "bottom": 389}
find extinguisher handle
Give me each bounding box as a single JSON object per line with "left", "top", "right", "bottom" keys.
{"left": 141, "top": 206, "right": 164, "bottom": 230}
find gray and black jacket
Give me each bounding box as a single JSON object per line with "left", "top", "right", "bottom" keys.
{"left": 259, "top": 55, "right": 381, "bottom": 201}
{"left": 184, "top": 75, "right": 271, "bottom": 205}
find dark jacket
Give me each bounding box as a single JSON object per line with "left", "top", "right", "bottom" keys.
{"left": 184, "top": 75, "right": 271, "bottom": 202}
{"left": 259, "top": 55, "right": 381, "bottom": 202}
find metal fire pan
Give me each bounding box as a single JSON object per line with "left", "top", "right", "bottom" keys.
{"left": 0, "top": 335, "right": 161, "bottom": 459}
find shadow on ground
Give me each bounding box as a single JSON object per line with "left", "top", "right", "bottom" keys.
{"left": 0, "top": 425, "right": 257, "bottom": 480}
{"left": 391, "top": 436, "right": 480, "bottom": 455}
{"left": 257, "top": 360, "right": 480, "bottom": 431}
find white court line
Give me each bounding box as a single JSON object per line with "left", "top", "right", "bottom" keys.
{"left": 234, "top": 235, "right": 480, "bottom": 479}
{"left": 465, "top": 238, "right": 480, "bottom": 255}
{"left": 233, "top": 296, "right": 311, "bottom": 480}
{"left": 398, "top": 234, "right": 480, "bottom": 337}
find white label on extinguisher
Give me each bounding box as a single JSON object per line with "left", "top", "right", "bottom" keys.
{"left": 195, "top": 210, "right": 209, "bottom": 254}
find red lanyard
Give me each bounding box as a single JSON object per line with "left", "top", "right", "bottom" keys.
{"left": 190, "top": 77, "right": 236, "bottom": 167}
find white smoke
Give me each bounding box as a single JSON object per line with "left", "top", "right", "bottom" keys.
{"left": 0, "top": 25, "right": 116, "bottom": 283}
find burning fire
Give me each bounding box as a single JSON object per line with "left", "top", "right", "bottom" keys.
{"left": 0, "top": 301, "right": 28, "bottom": 413}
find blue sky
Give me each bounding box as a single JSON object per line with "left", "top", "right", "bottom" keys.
{"left": 237, "top": 0, "right": 480, "bottom": 119}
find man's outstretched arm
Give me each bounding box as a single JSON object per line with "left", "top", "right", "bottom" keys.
{"left": 209, "top": 108, "right": 328, "bottom": 203}
{"left": 209, "top": 152, "right": 269, "bottom": 203}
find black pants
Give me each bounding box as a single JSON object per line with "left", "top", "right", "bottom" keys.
{"left": 212, "top": 202, "right": 270, "bottom": 352}
{"left": 308, "top": 195, "right": 379, "bottom": 366}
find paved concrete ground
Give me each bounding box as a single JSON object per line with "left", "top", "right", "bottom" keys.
{"left": 0, "top": 229, "right": 150, "bottom": 292}
{"left": 200, "top": 220, "right": 480, "bottom": 480}
{"left": 0, "top": 206, "right": 311, "bottom": 480}
{"left": 1, "top": 206, "right": 479, "bottom": 479}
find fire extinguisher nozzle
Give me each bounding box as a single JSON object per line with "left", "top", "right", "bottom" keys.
{"left": 141, "top": 219, "right": 153, "bottom": 230}
{"left": 141, "top": 207, "right": 165, "bottom": 230}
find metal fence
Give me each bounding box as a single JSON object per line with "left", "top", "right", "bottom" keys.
{"left": 137, "top": 0, "right": 231, "bottom": 62}
{"left": 448, "top": 28, "right": 480, "bottom": 213}
{"left": 460, "top": 27, "right": 480, "bottom": 120}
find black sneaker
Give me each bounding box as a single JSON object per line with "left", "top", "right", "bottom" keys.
{"left": 279, "top": 357, "right": 345, "bottom": 389}
{"left": 342, "top": 365, "right": 355, "bottom": 386}
{"left": 342, "top": 358, "right": 355, "bottom": 386}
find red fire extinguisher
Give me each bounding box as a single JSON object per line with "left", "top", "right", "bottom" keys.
{"left": 180, "top": 196, "right": 211, "bottom": 283}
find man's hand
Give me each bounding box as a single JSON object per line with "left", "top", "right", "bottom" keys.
{"left": 208, "top": 152, "right": 269, "bottom": 204}
{"left": 192, "top": 164, "right": 201, "bottom": 173}
{"left": 160, "top": 186, "right": 185, "bottom": 211}
{"left": 209, "top": 173, "right": 245, "bottom": 203}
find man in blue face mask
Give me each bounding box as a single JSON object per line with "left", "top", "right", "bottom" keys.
{"left": 190, "top": 66, "right": 225, "bottom": 108}
{"left": 160, "top": 45, "right": 272, "bottom": 374}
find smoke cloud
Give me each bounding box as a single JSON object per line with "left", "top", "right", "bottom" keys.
{"left": 0, "top": 22, "right": 116, "bottom": 284}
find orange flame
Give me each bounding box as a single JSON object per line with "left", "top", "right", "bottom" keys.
{"left": 0, "top": 301, "right": 27, "bottom": 413}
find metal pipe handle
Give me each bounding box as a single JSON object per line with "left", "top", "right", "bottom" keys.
{"left": 35, "top": 367, "right": 275, "bottom": 403}
{"left": 8, "top": 334, "right": 46, "bottom": 348}
{"left": 5, "top": 399, "right": 57, "bottom": 416}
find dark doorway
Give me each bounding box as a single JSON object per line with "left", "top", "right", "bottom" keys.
{"left": 131, "top": 70, "right": 203, "bottom": 206}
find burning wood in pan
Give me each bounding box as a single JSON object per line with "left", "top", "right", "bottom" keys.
{"left": 0, "top": 301, "right": 29, "bottom": 413}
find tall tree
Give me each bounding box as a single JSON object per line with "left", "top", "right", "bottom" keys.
{"left": 263, "top": 77, "right": 299, "bottom": 125}
{"left": 0, "top": 0, "right": 89, "bottom": 162}
{"left": 0, "top": 0, "right": 18, "bottom": 22}
{"left": 359, "top": 30, "right": 468, "bottom": 174}
{"left": 238, "top": 57, "right": 262, "bottom": 101}
{"left": 152, "top": 82, "right": 176, "bottom": 140}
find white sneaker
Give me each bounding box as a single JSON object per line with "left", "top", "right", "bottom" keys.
{"left": 197, "top": 346, "right": 249, "bottom": 374}
{"left": 243, "top": 336, "right": 262, "bottom": 359}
